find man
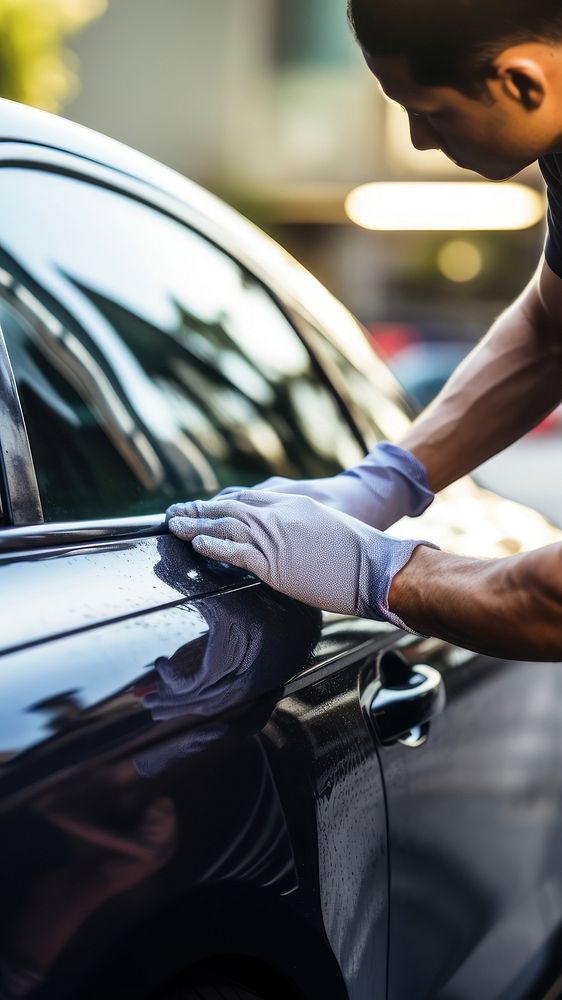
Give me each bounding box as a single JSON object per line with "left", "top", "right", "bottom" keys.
{"left": 167, "top": 0, "right": 562, "bottom": 662}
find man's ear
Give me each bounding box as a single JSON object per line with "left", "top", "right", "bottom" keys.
{"left": 493, "top": 53, "right": 547, "bottom": 110}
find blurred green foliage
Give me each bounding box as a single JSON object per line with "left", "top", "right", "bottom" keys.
{"left": 0, "top": 0, "right": 107, "bottom": 112}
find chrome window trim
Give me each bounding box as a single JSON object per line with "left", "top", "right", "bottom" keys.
{"left": 0, "top": 513, "right": 166, "bottom": 552}
{"left": 0, "top": 319, "right": 43, "bottom": 525}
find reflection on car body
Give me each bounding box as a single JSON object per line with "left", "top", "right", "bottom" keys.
{"left": 0, "top": 572, "right": 321, "bottom": 998}
{"left": 0, "top": 99, "right": 562, "bottom": 1000}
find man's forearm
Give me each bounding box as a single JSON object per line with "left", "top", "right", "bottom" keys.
{"left": 400, "top": 273, "right": 562, "bottom": 493}
{"left": 389, "top": 542, "right": 562, "bottom": 660}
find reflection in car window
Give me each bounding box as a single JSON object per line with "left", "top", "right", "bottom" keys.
{"left": 297, "top": 316, "right": 413, "bottom": 449}
{"left": 0, "top": 169, "right": 364, "bottom": 521}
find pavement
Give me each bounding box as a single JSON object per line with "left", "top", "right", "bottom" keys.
{"left": 474, "top": 432, "right": 562, "bottom": 529}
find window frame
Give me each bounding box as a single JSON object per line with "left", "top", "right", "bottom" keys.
{"left": 0, "top": 145, "right": 371, "bottom": 549}
{"left": 0, "top": 318, "right": 42, "bottom": 526}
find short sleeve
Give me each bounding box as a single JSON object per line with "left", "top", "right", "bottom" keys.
{"left": 539, "top": 154, "right": 562, "bottom": 278}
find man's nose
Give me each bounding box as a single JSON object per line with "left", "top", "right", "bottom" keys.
{"left": 408, "top": 114, "right": 441, "bottom": 151}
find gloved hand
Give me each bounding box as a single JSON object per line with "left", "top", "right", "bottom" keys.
{"left": 204, "top": 441, "right": 433, "bottom": 531}
{"left": 167, "top": 491, "right": 438, "bottom": 630}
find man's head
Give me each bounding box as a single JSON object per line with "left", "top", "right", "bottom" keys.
{"left": 348, "top": 0, "right": 562, "bottom": 179}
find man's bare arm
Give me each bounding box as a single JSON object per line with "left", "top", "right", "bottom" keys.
{"left": 389, "top": 542, "right": 562, "bottom": 660}
{"left": 401, "top": 258, "right": 562, "bottom": 493}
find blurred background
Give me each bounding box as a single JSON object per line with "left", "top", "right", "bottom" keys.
{"left": 1, "top": 0, "right": 560, "bottom": 523}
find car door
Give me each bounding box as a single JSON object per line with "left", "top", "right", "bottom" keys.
{"left": 0, "top": 523, "right": 393, "bottom": 1000}
{"left": 0, "top": 149, "right": 395, "bottom": 1000}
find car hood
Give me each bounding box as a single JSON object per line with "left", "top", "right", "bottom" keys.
{"left": 392, "top": 475, "right": 562, "bottom": 559}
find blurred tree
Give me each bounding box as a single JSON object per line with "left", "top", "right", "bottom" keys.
{"left": 0, "top": 0, "right": 106, "bottom": 112}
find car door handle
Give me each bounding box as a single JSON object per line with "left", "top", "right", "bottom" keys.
{"left": 369, "top": 652, "right": 446, "bottom": 746}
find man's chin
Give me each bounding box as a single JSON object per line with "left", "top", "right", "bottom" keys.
{"left": 444, "top": 155, "right": 511, "bottom": 180}
{"left": 482, "top": 168, "right": 522, "bottom": 181}
{"left": 470, "top": 160, "right": 530, "bottom": 181}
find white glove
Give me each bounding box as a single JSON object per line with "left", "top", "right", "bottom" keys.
{"left": 167, "top": 491, "right": 437, "bottom": 629}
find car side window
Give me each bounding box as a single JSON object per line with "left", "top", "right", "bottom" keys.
{"left": 0, "top": 168, "right": 364, "bottom": 522}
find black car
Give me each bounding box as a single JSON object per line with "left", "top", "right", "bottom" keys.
{"left": 0, "top": 99, "right": 561, "bottom": 1000}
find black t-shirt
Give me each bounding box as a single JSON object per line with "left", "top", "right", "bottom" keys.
{"left": 539, "top": 154, "right": 562, "bottom": 278}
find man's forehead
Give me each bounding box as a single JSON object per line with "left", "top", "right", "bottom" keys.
{"left": 362, "top": 51, "right": 417, "bottom": 97}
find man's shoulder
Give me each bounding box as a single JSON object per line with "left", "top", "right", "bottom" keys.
{"left": 539, "top": 152, "right": 562, "bottom": 186}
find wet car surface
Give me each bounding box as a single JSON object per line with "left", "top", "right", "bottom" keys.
{"left": 1, "top": 99, "right": 562, "bottom": 1000}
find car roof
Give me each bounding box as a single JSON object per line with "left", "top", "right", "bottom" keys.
{"left": 0, "top": 97, "right": 239, "bottom": 226}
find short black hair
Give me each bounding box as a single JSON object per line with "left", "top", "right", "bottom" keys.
{"left": 347, "top": 0, "right": 562, "bottom": 95}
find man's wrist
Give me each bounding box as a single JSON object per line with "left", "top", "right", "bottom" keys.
{"left": 387, "top": 542, "right": 442, "bottom": 633}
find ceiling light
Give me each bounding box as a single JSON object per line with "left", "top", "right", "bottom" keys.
{"left": 345, "top": 182, "right": 545, "bottom": 231}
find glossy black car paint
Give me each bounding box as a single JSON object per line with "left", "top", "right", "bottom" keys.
{"left": 0, "top": 532, "right": 392, "bottom": 1000}
{"left": 0, "top": 100, "right": 561, "bottom": 1000}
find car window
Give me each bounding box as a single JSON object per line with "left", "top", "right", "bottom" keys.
{"left": 0, "top": 168, "right": 365, "bottom": 522}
